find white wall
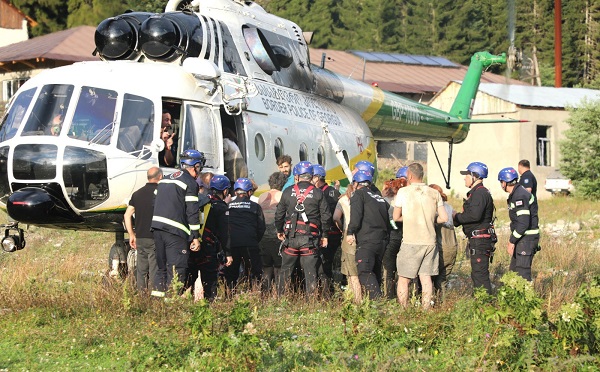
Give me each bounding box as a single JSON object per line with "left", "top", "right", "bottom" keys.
{"left": 0, "top": 20, "right": 28, "bottom": 48}
{"left": 427, "top": 82, "right": 569, "bottom": 201}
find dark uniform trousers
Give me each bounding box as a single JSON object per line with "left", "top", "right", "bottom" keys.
{"left": 510, "top": 237, "right": 539, "bottom": 281}
{"left": 467, "top": 238, "right": 494, "bottom": 295}
{"left": 136, "top": 237, "right": 158, "bottom": 293}
{"left": 277, "top": 235, "right": 321, "bottom": 296}
{"left": 356, "top": 240, "right": 387, "bottom": 300}
{"left": 225, "top": 245, "right": 263, "bottom": 290}
{"left": 259, "top": 234, "right": 282, "bottom": 293}
{"left": 188, "top": 242, "right": 220, "bottom": 301}
{"left": 153, "top": 230, "right": 189, "bottom": 293}
{"left": 381, "top": 229, "right": 402, "bottom": 299}
{"left": 319, "top": 232, "right": 341, "bottom": 296}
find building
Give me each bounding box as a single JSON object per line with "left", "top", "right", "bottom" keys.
{"left": 427, "top": 82, "right": 600, "bottom": 200}
{"left": 0, "top": 26, "right": 97, "bottom": 104}
{"left": 0, "top": 0, "right": 36, "bottom": 48}
{"left": 308, "top": 49, "right": 523, "bottom": 162}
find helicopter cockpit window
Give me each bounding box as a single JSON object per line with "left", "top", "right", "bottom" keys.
{"left": 117, "top": 94, "right": 154, "bottom": 158}
{"left": 22, "top": 84, "right": 74, "bottom": 136}
{"left": 0, "top": 87, "right": 35, "bottom": 141}
{"left": 68, "top": 87, "right": 117, "bottom": 145}
{"left": 184, "top": 104, "right": 219, "bottom": 170}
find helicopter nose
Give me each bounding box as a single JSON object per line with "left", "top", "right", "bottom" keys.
{"left": 7, "top": 185, "right": 84, "bottom": 224}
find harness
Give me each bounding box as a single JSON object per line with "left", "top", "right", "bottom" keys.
{"left": 201, "top": 197, "right": 221, "bottom": 246}
{"left": 284, "top": 185, "right": 321, "bottom": 238}
{"left": 466, "top": 184, "right": 498, "bottom": 242}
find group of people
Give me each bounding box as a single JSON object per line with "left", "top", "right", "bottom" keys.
{"left": 124, "top": 146, "right": 540, "bottom": 306}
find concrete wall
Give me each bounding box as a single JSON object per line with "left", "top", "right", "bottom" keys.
{"left": 0, "top": 20, "right": 28, "bottom": 48}
{"left": 427, "top": 82, "right": 569, "bottom": 201}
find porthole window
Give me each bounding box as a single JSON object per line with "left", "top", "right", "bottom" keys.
{"left": 299, "top": 143, "right": 308, "bottom": 161}
{"left": 317, "top": 145, "right": 326, "bottom": 167}
{"left": 254, "top": 133, "right": 265, "bottom": 161}
{"left": 274, "top": 137, "right": 284, "bottom": 160}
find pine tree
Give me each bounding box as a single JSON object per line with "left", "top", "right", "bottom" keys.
{"left": 559, "top": 99, "right": 600, "bottom": 199}
{"left": 561, "top": 0, "right": 587, "bottom": 87}
{"left": 12, "top": 0, "right": 69, "bottom": 36}
{"left": 67, "top": 0, "right": 129, "bottom": 28}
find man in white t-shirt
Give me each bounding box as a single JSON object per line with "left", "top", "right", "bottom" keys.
{"left": 392, "top": 163, "right": 447, "bottom": 309}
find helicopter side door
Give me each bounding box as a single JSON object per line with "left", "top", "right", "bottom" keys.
{"left": 182, "top": 103, "right": 223, "bottom": 174}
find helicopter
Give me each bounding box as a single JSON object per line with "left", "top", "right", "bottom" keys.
{"left": 0, "top": 0, "right": 519, "bottom": 274}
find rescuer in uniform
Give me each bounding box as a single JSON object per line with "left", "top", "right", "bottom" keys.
{"left": 311, "top": 164, "right": 341, "bottom": 296}
{"left": 453, "top": 162, "right": 496, "bottom": 295}
{"left": 188, "top": 174, "right": 233, "bottom": 301}
{"left": 498, "top": 167, "right": 540, "bottom": 281}
{"left": 225, "top": 177, "right": 266, "bottom": 292}
{"left": 347, "top": 170, "right": 391, "bottom": 300}
{"left": 151, "top": 149, "right": 203, "bottom": 297}
{"left": 275, "top": 161, "right": 331, "bottom": 296}
{"left": 352, "top": 160, "right": 381, "bottom": 195}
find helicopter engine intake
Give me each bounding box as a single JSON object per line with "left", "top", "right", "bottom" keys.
{"left": 96, "top": 10, "right": 204, "bottom": 63}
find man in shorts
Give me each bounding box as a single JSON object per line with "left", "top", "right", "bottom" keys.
{"left": 393, "top": 163, "right": 447, "bottom": 309}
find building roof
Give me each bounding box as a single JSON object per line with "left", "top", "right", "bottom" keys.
{"left": 477, "top": 83, "right": 600, "bottom": 108}
{"left": 309, "top": 48, "right": 523, "bottom": 95}
{"left": 0, "top": 25, "right": 97, "bottom": 65}
{"left": 0, "top": 0, "right": 37, "bottom": 27}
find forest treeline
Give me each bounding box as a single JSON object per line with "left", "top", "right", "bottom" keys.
{"left": 10, "top": 0, "right": 600, "bottom": 87}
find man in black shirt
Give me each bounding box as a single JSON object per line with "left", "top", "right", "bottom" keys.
{"left": 453, "top": 162, "right": 495, "bottom": 295}
{"left": 347, "top": 170, "right": 390, "bottom": 300}
{"left": 275, "top": 161, "right": 331, "bottom": 296}
{"left": 312, "top": 164, "right": 341, "bottom": 295}
{"left": 517, "top": 159, "right": 537, "bottom": 197}
{"left": 124, "top": 166, "right": 163, "bottom": 293}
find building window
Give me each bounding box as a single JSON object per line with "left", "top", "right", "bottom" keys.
{"left": 536, "top": 125, "right": 551, "bottom": 166}
{"left": 2, "top": 78, "right": 28, "bottom": 102}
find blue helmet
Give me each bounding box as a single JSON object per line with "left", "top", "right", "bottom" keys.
{"left": 355, "top": 160, "right": 375, "bottom": 174}
{"left": 180, "top": 149, "right": 206, "bottom": 168}
{"left": 233, "top": 177, "right": 253, "bottom": 192}
{"left": 210, "top": 174, "right": 230, "bottom": 191}
{"left": 293, "top": 161, "right": 313, "bottom": 176}
{"left": 498, "top": 167, "right": 519, "bottom": 183}
{"left": 353, "top": 170, "right": 373, "bottom": 183}
{"left": 312, "top": 164, "right": 326, "bottom": 178}
{"left": 395, "top": 166, "right": 408, "bottom": 179}
{"left": 460, "top": 161, "right": 488, "bottom": 179}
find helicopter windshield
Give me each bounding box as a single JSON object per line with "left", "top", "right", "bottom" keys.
{"left": 21, "top": 84, "right": 74, "bottom": 136}
{"left": 0, "top": 88, "right": 36, "bottom": 142}
{"left": 68, "top": 87, "right": 117, "bottom": 144}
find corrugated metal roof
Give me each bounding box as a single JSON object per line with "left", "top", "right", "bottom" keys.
{"left": 477, "top": 83, "right": 600, "bottom": 108}
{"left": 0, "top": 26, "right": 97, "bottom": 63}
{"left": 309, "top": 48, "right": 524, "bottom": 95}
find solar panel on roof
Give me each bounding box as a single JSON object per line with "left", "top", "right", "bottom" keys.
{"left": 427, "top": 56, "right": 458, "bottom": 67}
{"left": 349, "top": 50, "right": 383, "bottom": 62}
{"left": 348, "top": 50, "right": 459, "bottom": 67}
{"left": 390, "top": 54, "right": 420, "bottom": 65}
{"left": 370, "top": 52, "right": 401, "bottom": 63}
{"left": 410, "top": 55, "right": 441, "bottom": 66}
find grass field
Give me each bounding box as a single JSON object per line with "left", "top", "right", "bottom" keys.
{"left": 1, "top": 196, "right": 600, "bottom": 370}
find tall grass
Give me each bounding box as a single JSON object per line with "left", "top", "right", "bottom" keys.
{"left": 1, "top": 196, "right": 600, "bottom": 369}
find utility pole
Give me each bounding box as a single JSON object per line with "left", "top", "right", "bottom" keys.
{"left": 554, "top": 0, "right": 562, "bottom": 87}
